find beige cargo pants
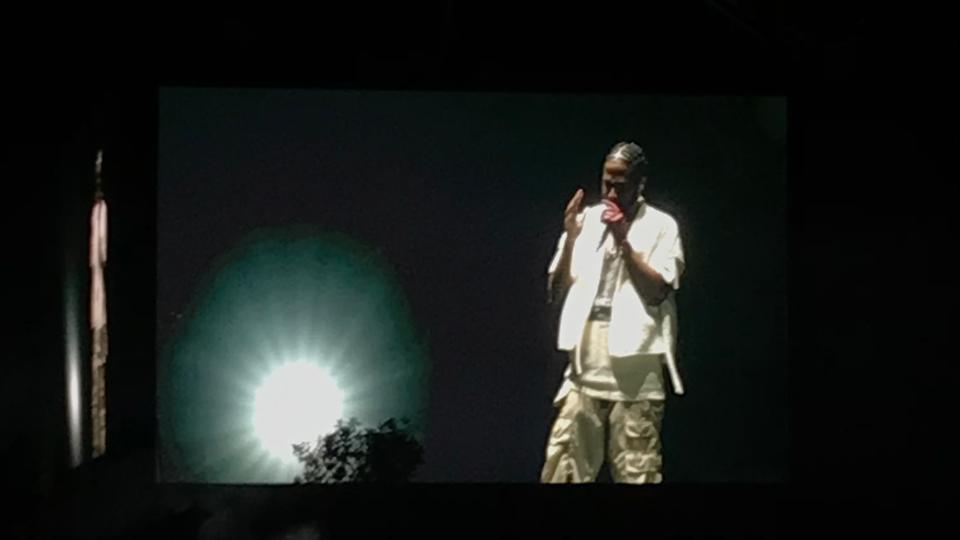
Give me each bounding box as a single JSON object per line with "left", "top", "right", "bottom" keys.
{"left": 540, "top": 389, "right": 665, "bottom": 484}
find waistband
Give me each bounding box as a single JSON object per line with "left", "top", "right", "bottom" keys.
{"left": 588, "top": 305, "right": 611, "bottom": 322}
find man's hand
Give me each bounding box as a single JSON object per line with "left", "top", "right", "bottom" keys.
{"left": 601, "top": 199, "right": 629, "bottom": 243}
{"left": 564, "top": 188, "right": 585, "bottom": 238}
{"left": 550, "top": 188, "right": 585, "bottom": 303}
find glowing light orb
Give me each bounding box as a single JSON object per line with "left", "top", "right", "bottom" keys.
{"left": 253, "top": 361, "right": 344, "bottom": 462}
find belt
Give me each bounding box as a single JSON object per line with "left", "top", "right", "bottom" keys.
{"left": 588, "top": 305, "right": 611, "bottom": 322}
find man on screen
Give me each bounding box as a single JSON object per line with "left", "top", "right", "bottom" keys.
{"left": 541, "top": 142, "right": 685, "bottom": 484}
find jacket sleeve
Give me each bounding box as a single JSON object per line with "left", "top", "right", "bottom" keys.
{"left": 647, "top": 217, "right": 684, "bottom": 290}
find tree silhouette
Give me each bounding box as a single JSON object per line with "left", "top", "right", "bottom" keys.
{"left": 292, "top": 418, "right": 424, "bottom": 483}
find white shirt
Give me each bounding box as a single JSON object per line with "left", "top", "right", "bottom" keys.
{"left": 548, "top": 200, "right": 686, "bottom": 395}
{"left": 592, "top": 243, "right": 622, "bottom": 310}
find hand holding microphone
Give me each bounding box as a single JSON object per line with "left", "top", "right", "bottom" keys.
{"left": 600, "top": 198, "right": 630, "bottom": 244}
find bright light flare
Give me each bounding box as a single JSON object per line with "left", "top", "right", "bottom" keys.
{"left": 253, "top": 361, "right": 344, "bottom": 462}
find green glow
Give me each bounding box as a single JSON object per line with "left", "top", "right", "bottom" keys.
{"left": 158, "top": 228, "right": 429, "bottom": 483}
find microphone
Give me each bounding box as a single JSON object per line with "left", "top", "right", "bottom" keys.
{"left": 597, "top": 197, "right": 643, "bottom": 250}
{"left": 598, "top": 199, "right": 619, "bottom": 250}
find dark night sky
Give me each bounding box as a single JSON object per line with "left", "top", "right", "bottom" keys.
{"left": 157, "top": 89, "right": 787, "bottom": 482}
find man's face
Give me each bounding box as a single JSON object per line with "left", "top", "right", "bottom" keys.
{"left": 600, "top": 158, "right": 641, "bottom": 211}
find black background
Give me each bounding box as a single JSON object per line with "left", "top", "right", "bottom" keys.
{"left": 8, "top": 3, "right": 953, "bottom": 538}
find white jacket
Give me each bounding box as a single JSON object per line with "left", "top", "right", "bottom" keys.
{"left": 548, "top": 201, "right": 686, "bottom": 394}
